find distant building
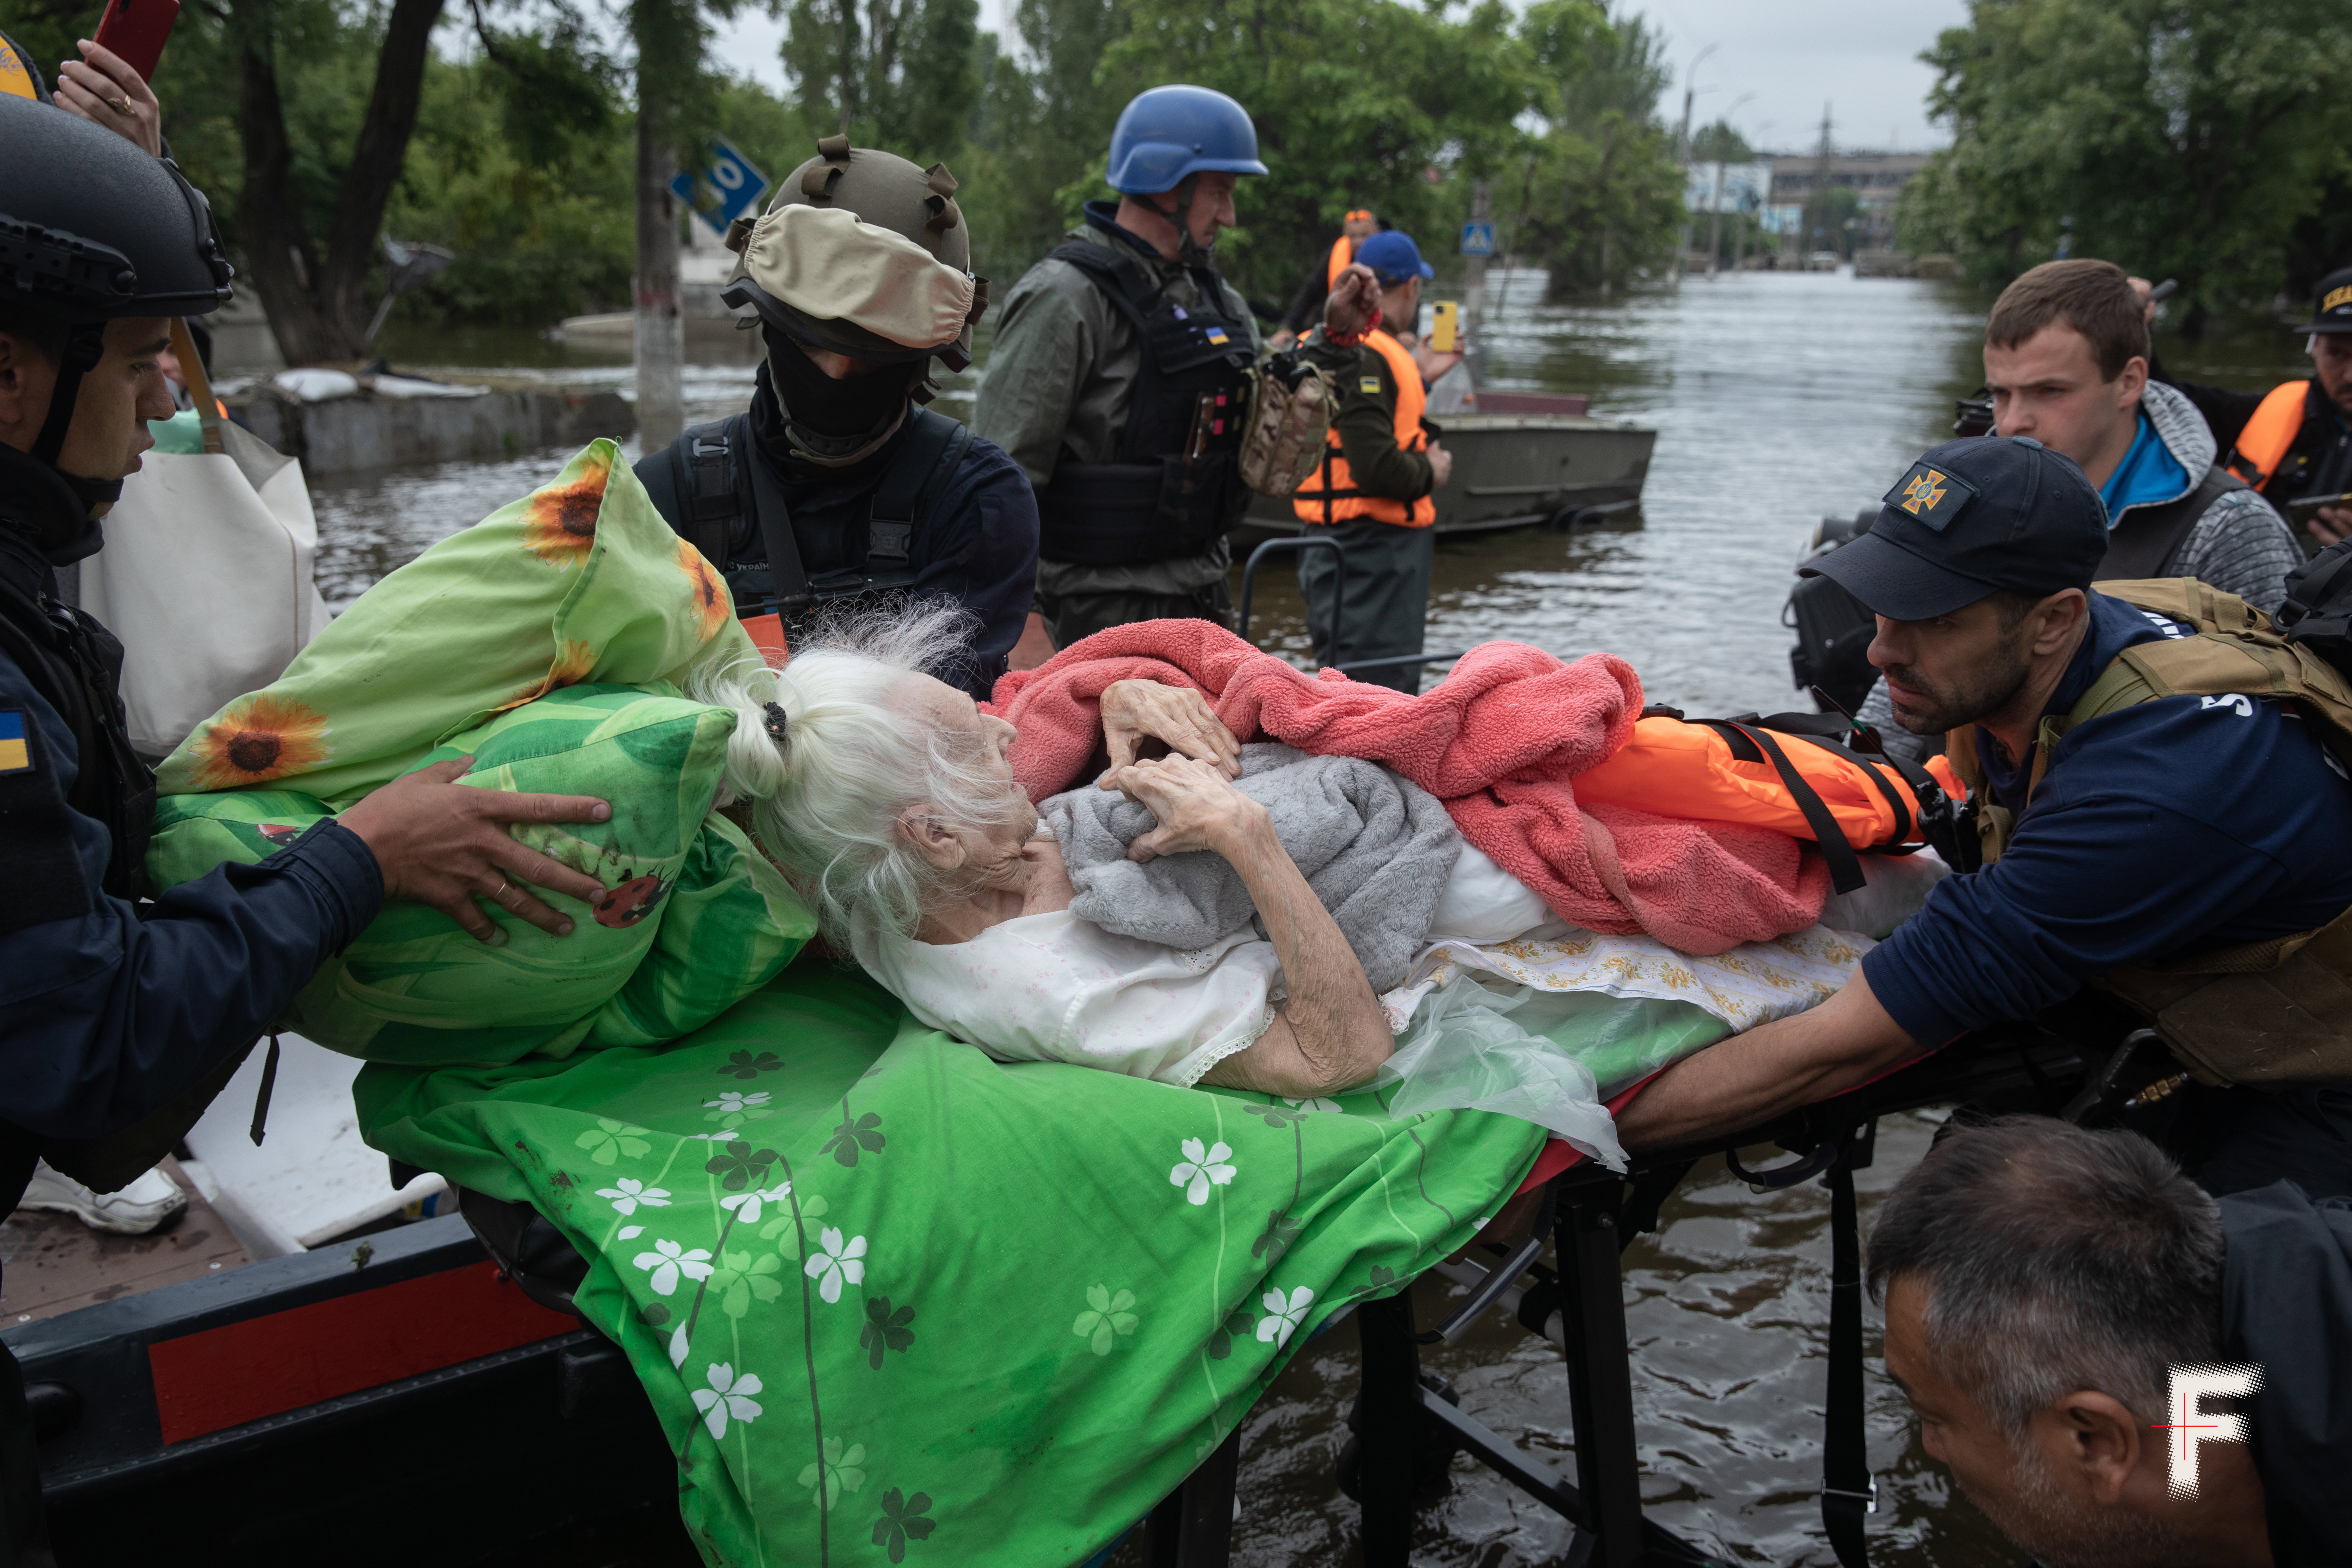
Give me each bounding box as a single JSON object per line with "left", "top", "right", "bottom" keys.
{"left": 1761, "top": 152, "right": 1930, "bottom": 252}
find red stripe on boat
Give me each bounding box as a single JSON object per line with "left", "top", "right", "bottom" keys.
{"left": 148, "top": 1261, "right": 578, "bottom": 1444}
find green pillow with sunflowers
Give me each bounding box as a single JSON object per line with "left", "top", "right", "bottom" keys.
{"left": 145, "top": 443, "right": 813, "bottom": 1066}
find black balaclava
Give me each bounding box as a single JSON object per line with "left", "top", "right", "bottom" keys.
{"left": 753, "top": 328, "right": 924, "bottom": 468}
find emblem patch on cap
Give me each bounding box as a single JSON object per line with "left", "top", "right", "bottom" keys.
{"left": 1884, "top": 461, "right": 1977, "bottom": 531}
{"left": 2326, "top": 284, "right": 2352, "bottom": 315}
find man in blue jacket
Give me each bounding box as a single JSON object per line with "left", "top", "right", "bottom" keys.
{"left": 1616, "top": 434, "right": 2352, "bottom": 1199}
{"left": 0, "top": 97, "right": 615, "bottom": 1564}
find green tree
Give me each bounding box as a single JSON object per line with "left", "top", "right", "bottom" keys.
{"left": 1896, "top": 0, "right": 2352, "bottom": 329}
{"left": 1510, "top": 0, "right": 1681, "bottom": 298}
{"left": 1088, "top": 0, "right": 1532, "bottom": 301}
{"left": 783, "top": 0, "right": 982, "bottom": 159}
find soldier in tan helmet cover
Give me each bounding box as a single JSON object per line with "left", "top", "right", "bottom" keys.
{"left": 635, "top": 135, "right": 1040, "bottom": 697}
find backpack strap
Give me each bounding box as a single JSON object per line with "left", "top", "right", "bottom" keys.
{"left": 1712, "top": 720, "right": 1868, "bottom": 893}
{"left": 1048, "top": 240, "right": 1163, "bottom": 336}
{"left": 866, "top": 407, "right": 972, "bottom": 573}
{"left": 663, "top": 415, "right": 752, "bottom": 574}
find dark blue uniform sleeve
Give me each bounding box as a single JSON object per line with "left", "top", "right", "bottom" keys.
{"left": 914, "top": 435, "right": 1040, "bottom": 699}
{"left": 1864, "top": 695, "right": 2352, "bottom": 1046}
{"left": 0, "top": 655, "right": 383, "bottom": 1142}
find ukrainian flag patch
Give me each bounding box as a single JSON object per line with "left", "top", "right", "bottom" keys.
{"left": 0, "top": 710, "right": 30, "bottom": 774}
{"left": 1359, "top": 376, "right": 1383, "bottom": 394}
{"left": 1205, "top": 326, "right": 1229, "bottom": 345}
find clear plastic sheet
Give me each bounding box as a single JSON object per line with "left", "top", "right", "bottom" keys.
{"left": 1371, "top": 971, "right": 1731, "bottom": 1172}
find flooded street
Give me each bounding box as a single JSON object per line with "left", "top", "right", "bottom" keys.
{"left": 313, "top": 271, "right": 2305, "bottom": 1566}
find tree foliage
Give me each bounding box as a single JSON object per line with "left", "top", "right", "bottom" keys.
{"left": 1896, "top": 0, "right": 2352, "bottom": 327}
{"left": 1506, "top": 0, "right": 1683, "bottom": 297}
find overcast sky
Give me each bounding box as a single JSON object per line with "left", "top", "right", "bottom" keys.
{"left": 711, "top": 0, "right": 1970, "bottom": 156}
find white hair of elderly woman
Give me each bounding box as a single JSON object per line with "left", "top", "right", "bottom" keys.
{"left": 689, "top": 599, "right": 1032, "bottom": 947}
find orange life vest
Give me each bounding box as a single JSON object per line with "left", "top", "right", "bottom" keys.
{"left": 2223, "top": 379, "right": 2311, "bottom": 492}
{"left": 1578, "top": 716, "right": 1931, "bottom": 853}
{"left": 1326, "top": 235, "right": 1355, "bottom": 293}
{"left": 1291, "top": 328, "right": 1435, "bottom": 528}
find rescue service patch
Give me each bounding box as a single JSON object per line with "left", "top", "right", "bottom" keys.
{"left": 2326, "top": 284, "right": 2352, "bottom": 314}
{"left": 0, "top": 709, "right": 30, "bottom": 773}
{"left": 1883, "top": 461, "right": 1977, "bottom": 530}
{"left": 1359, "top": 376, "right": 1383, "bottom": 395}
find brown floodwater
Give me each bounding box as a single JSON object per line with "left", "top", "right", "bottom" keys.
{"left": 327, "top": 270, "right": 2315, "bottom": 1567}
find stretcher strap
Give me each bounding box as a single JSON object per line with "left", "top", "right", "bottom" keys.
{"left": 1730, "top": 723, "right": 1867, "bottom": 894}
{"left": 1822, "top": 1130, "right": 1873, "bottom": 1568}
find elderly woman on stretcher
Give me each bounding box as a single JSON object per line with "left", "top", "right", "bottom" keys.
{"left": 699, "top": 605, "right": 1921, "bottom": 1170}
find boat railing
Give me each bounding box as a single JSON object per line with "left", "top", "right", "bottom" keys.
{"left": 1235, "top": 536, "right": 1471, "bottom": 681}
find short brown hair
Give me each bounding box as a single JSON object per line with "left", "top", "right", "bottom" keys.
{"left": 1985, "top": 259, "right": 2150, "bottom": 382}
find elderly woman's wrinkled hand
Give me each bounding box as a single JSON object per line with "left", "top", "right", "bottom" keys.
{"left": 1104, "top": 755, "right": 1268, "bottom": 864}
{"left": 1098, "top": 679, "right": 1241, "bottom": 778}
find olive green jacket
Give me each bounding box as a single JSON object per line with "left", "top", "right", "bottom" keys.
{"left": 973, "top": 211, "right": 1261, "bottom": 596}
{"left": 1300, "top": 330, "right": 1437, "bottom": 505}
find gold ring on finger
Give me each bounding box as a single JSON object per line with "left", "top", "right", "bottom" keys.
{"left": 109, "top": 95, "right": 132, "bottom": 114}
{"left": 496, "top": 877, "right": 512, "bottom": 902}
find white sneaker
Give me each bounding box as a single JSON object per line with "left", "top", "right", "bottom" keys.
{"left": 19, "top": 1161, "right": 189, "bottom": 1236}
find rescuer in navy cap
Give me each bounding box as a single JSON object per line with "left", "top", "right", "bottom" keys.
{"left": 1804, "top": 434, "right": 2110, "bottom": 621}
{"left": 1614, "top": 433, "right": 2352, "bottom": 1260}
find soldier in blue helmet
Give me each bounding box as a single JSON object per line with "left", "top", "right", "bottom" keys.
{"left": 975, "top": 84, "right": 1378, "bottom": 654}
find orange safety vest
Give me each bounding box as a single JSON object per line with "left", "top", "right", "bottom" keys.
{"left": 1325, "top": 234, "right": 1355, "bottom": 294}
{"left": 1292, "top": 328, "right": 1435, "bottom": 528}
{"left": 2223, "top": 379, "right": 2311, "bottom": 492}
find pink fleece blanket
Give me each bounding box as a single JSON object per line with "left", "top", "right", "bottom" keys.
{"left": 989, "top": 621, "right": 1829, "bottom": 956}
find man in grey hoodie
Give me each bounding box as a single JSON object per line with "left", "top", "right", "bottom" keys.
{"left": 1858, "top": 259, "right": 2298, "bottom": 759}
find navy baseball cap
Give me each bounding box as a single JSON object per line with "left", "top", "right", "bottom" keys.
{"left": 1355, "top": 230, "right": 1433, "bottom": 286}
{"left": 1800, "top": 436, "right": 2110, "bottom": 621}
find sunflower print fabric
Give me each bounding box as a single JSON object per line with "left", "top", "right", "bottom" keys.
{"left": 158, "top": 439, "right": 757, "bottom": 807}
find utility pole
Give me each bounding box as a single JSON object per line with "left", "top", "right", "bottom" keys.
{"left": 631, "top": 0, "right": 694, "bottom": 451}
{"left": 1810, "top": 100, "right": 1834, "bottom": 263}
{"left": 1465, "top": 176, "right": 1492, "bottom": 385}
{"left": 1674, "top": 44, "right": 1717, "bottom": 282}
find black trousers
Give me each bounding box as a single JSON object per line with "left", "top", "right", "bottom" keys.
{"left": 1036, "top": 580, "right": 1234, "bottom": 650}
{"left": 1296, "top": 520, "right": 1435, "bottom": 695}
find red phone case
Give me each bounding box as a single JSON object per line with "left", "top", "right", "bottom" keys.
{"left": 91, "top": 0, "right": 179, "bottom": 82}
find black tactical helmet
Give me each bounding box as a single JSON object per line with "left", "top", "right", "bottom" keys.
{"left": 0, "top": 92, "right": 233, "bottom": 327}
{"left": 0, "top": 93, "right": 232, "bottom": 474}
{"left": 722, "top": 134, "right": 983, "bottom": 373}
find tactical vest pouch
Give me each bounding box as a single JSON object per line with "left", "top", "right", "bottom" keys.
{"left": 2095, "top": 903, "right": 2352, "bottom": 1089}
{"left": 1238, "top": 353, "right": 1332, "bottom": 497}
{"left": 1037, "top": 451, "right": 1244, "bottom": 566}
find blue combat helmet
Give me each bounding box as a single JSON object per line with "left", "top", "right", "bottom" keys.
{"left": 1105, "top": 85, "right": 1269, "bottom": 194}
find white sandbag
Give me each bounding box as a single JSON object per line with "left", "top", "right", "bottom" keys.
{"left": 79, "top": 418, "right": 329, "bottom": 757}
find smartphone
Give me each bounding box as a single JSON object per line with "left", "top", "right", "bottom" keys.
{"left": 1429, "top": 300, "right": 1459, "bottom": 354}
{"left": 2288, "top": 493, "right": 2352, "bottom": 521}
{"left": 92, "top": 0, "right": 179, "bottom": 82}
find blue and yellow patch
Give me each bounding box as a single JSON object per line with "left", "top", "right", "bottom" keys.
{"left": 1359, "top": 376, "right": 1383, "bottom": 395}
{"left": 0, "top": 710, "right": 30, "bottom": 774}
{"left": 1204, "top": 326, "right": 1230, "bottom": 346}
{"left": 1883, "top": 461, "right": 1976, "bottom": 531}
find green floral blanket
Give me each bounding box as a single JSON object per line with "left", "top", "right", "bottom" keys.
{"left": 358, "top": 963, "right": 1545, "bottom": 1567}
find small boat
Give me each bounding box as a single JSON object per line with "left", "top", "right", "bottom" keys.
{"left": 1242, "top": 388, "right": 1656, "bottom": 543}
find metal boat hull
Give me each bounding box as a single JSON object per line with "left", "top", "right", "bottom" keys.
{"left": 1244, "top": 413, "right": 1656, "bottom": 540}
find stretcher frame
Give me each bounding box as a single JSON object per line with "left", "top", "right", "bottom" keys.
{"left": 1139, "top": 1017, "right": 2105, "bottom": 1568}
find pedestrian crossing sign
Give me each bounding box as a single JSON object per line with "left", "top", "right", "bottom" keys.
{"left": 0, "top": 710, "right": 30, "bottom": 774}
{"left": 1460, "top": 222, "right": 1496, "bottom": 257}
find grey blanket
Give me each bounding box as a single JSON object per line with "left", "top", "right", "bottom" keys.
{"left": 1042, "top": 743, "right": 1462, "bottom": 991}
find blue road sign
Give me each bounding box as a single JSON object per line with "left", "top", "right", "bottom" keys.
{"left": 1459, "top": 221, "right": 1496, "bottom": 257}
{"left": 669, "top": 139, "right": 773, "bottom": 236}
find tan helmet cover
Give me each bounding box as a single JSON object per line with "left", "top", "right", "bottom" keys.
{"left": 724, "top": 135, "right": 987, "bottom": 370}
{"left": 737, "top": 204, "right": 974, "bottom": 353}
